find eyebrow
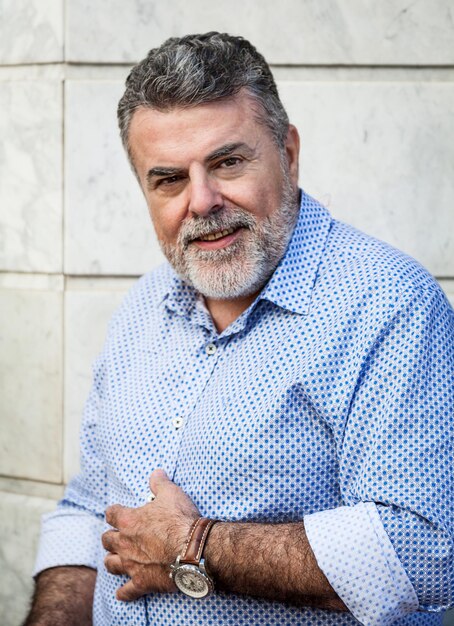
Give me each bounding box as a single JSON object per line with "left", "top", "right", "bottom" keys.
{"left": 205, "top": 142, "right": 254, "bottom": 162}
{"left": 146, "top": 166, "right": 185, "bottom": 187}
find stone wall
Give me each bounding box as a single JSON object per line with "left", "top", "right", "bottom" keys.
{"left": 0, "top": 2, "right": 453, "bottom": 624}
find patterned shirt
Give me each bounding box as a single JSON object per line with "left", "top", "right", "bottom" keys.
{"left": 35, "top": 191, "right": 454, "bottom": 625}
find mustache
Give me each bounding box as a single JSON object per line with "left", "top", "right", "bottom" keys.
{"left": 178, "top": 209, "right": 256, "bottom": 249}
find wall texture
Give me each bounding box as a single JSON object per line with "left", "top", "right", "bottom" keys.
{"left": 0, "top": 1, "right": 453, "bottom": 624}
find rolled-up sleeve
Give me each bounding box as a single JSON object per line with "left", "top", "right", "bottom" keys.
{"left": 305, "top": 502, "right": 418, "bottom": 625}
{"left": 305, "top": 282, "right": 454, "bottom": 624}
{"left": 33, "top": 349, "right": 108, "bottom": 576}
{"left": 33, "top": 508, "right": 103, "bottom": 575}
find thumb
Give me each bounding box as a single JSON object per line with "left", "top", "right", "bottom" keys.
{"left": 149, "top": 468, "right": 171, "bottom": 495}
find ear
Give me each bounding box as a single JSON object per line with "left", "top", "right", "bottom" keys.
{"left": 284, "top": 124, "right": 300, "bottom": 188}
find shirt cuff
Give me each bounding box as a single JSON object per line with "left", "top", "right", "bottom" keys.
{"left": 33, "top": 507, "right": 103, "bottom": 577}
{"left": 304, "top": 501, "right": 419, "bottom": 626}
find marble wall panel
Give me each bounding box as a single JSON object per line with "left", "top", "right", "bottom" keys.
{"left": 0, "top": 80, "right": 63, "bottom": 272}
{"left": 279, "top": 81, "right": 454, "bottom": 276}
{"left": 0, "top": 491, "right": 57, "bottom": 626}
{"left": 66, "top": 0, "right": 454, "bottom": 65}
{"left": 0, "top": 287, "right": 63, "bottom": 482}
{"left": 438, "top": 280, "right": 454, "bottom": 308}
{"left": 64, "top": 81, "right": 165, "bottom": 275}
{"left": 0, "top": 476, "right": 64, "bottom": 500}
{"left": 64, "top": 280, "right": 135, "bottom": 481}
{"left": 0, "top": 0, "right": 63, "bottom": 65}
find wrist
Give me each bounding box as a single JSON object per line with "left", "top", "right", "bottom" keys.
{"left": 170, "top": 517, "right": 220, "bottom": 598}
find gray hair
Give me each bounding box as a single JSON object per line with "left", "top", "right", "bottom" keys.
{"left": 117, "top": 32, "right": 289, "bottom": 160}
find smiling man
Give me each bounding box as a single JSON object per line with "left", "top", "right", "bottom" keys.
{"left": 128, "top": 93, "right": 300, "bottom": 330}
{"left": 26, "top": 33, "right": 453, "bottom": 626}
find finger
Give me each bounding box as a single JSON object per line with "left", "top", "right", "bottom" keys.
{"left": 116, "top": 579, "right": 142, "bottom": 602}
{"left": 149, "top": 468, "right": 171, "bottom": 495}
{"left": 104, "top": 552, "right": 125, "bottom": 576}
{"left": 106, "top": 504, "right": 130, "bottom": 528}
{"left": 102, "top": 529, "right": 120, "bottom": 553}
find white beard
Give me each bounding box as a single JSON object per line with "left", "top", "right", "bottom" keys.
{"left": 159, "top": 173, "right": 299, "bottom": 300}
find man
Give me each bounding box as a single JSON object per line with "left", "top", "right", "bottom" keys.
{"left": 26, "top": 32, "right": 453, "bottom": 625}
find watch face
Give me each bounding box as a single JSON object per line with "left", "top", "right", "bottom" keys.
{"left": 173, "top": 565, "right": 211, "bottom": 598}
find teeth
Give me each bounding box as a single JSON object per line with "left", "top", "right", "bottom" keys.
{"left": 201, "top": 227, "right": 235, "bottom": 241}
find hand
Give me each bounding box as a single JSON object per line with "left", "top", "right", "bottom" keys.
{"left": 102, "top": 469, "right": 200, "bottom": 601}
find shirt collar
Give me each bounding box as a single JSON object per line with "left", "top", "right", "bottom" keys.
{"left": 259, "top": 190, "right": 332, "bottom": 315}
{"left": 159, "top": 266, "right": 198, "bottom": 318}
{"left": 161, "top": 189, "right": 332, "bottom": 320}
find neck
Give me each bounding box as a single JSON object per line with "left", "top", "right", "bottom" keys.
{"left": 204, "top": 292, "right": 259, "bottom": 333}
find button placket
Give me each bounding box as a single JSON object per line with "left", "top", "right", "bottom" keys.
{"left": 169, "top": 342, "right": 219, "bottom": 437}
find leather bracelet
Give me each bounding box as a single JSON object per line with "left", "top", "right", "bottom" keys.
{"left": 179, "top": 517, "right": 218, "bottom": 566}
{"left": 170, "top": 517, "right": 219, "bottom": 597}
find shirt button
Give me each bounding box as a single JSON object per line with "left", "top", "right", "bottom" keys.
{"left": 205, "top": 343, "right": 217, "bottom": 355}
{"left": 172, "top": 417, "right": 184, "bottom": 430}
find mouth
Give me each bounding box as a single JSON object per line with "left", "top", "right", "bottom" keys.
{"left": 191, "top": 226, "right": 243, "bottom": 250}
{"left": 197, "top": 227, "right": 237, "bottom": 242}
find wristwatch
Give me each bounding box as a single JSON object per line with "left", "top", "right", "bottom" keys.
{"left": 170, "top": 517, "right": 218, "bottom": 598}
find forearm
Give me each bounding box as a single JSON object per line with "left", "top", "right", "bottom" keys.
{"left": 23, "top": 566, "right": 96, "bottom": 626}
{"left": 205, "top": 520, "right": 347, "bottom": 611}
{"left": 102, "top": 472, "right": 348, "bottom": 610}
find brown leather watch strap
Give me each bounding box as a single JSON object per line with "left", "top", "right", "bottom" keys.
{"left": 179, "top": 517, "right": 218, "bottom": 566}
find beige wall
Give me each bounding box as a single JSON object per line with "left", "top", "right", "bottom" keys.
{"left": 1, "top": 1, "right": 453, "bottom": 624}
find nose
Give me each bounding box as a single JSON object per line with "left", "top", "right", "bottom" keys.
{"left": 187, "top": 168, "right": 223, "bottom": 217}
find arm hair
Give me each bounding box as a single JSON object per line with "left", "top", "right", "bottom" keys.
{"left": 23, "top": 566, "right": 96, "bottom": 626}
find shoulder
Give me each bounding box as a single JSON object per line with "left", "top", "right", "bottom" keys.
{"left": 320, "top": 219, "right": 446, "bottom": 306}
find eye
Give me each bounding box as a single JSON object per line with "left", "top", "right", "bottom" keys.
{"left": 219, "top": 156, "right": 242, "bottom": 168}
{"left": 156, "top": 175, "right": 183, "bottom": 187}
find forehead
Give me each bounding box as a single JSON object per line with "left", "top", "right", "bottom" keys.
{"left": 128, "top": 93, "right": 273, "bottom": 168}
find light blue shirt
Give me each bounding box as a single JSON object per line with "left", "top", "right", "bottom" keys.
{"left": 35, "top": 191, "right": 454, "bottom": 625}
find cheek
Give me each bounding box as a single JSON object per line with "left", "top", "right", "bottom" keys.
{"left": 222, "top": 189, "right": 263, "bottom": 220}
{"left": 243, "top": 190, "right": 282, "bottom": 222}
{"left": 241, "top": 172, "right": 285, "bottom": 214}
{"left": 149, "top": 209, "right": 182, "bottom": 245}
